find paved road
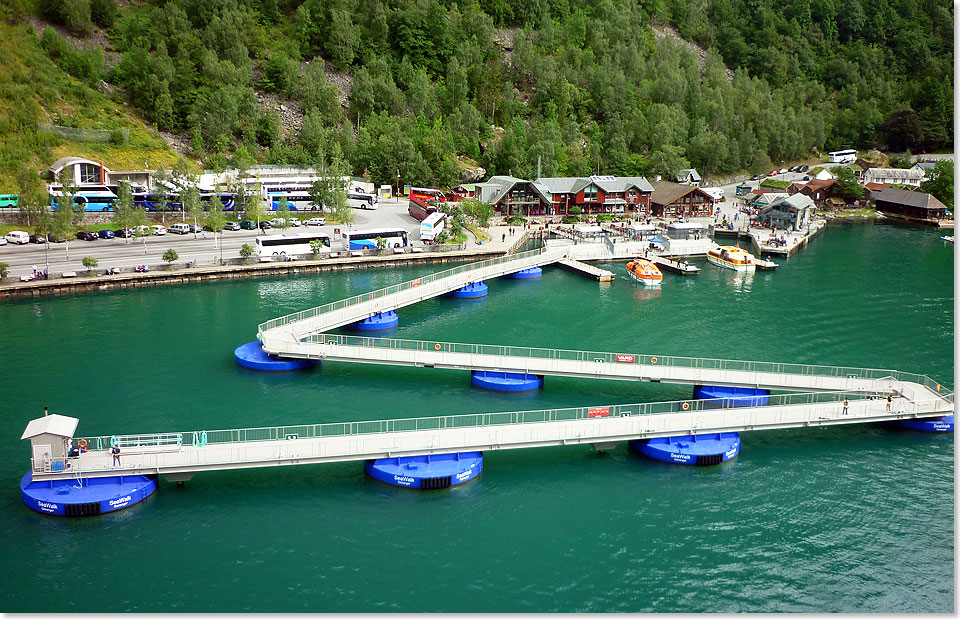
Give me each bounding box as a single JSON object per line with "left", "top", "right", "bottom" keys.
{"left": 0, "top": 198, "right": 457, "bottom": 278}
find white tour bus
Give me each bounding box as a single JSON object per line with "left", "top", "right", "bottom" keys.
{"left": 254, "top": 232, "right": 331, "bottom": 258}
{"left": 827, "top": 149, "right": 857, "bottom": 164}
{"left": 419, "top": 212, "right": 447, "bottom": 243}
{"left": 346, "top": 228, "right": 408, "bottom": 250}
{"left": 347, "top": 190, "right": 379, "bottom": 210}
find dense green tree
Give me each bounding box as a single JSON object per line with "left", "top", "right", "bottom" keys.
{"left": 921, "top": 160, "right": 953, "bottom": 210}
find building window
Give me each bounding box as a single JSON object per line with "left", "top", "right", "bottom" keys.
{"left": 584, "top": 185, "right": 597, "bottom": 202}
{"left": 79, "top": 163, "right": 99, "bottom": 184}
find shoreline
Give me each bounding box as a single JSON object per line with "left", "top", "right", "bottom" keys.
{"left": 0, "top": 247, "right": 508, "bottom": 300}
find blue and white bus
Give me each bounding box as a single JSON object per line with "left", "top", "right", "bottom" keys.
{"left": 346, "top": 228, "right": 408, "bottom": 250}
{"left": 268, "top": 191, "right": 314, "bottom": 211}
{"left": 50, "top": 190, "right": 118, "bottom": 212}
{"left": 132, "top": 192, "right": 234, "bottom": 211}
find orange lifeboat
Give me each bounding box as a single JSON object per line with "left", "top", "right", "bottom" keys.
{"left": 626, "top": 258, "right": 663, "bottom": 286}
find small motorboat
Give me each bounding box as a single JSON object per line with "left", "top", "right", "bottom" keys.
{"left": 626, "top": 258, "right": 663, "bottom": 286}
{"left": 941, "top": 235, "right": 954, "bottom": 244}
{"left": 707, "top": 245, "right": 756, "bottom": 271}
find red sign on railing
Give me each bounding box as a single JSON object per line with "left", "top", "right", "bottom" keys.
{"left": 587, "top": 407, "right": 610, "bottom": 418}
{"left": 412, "top": 278, "right": 422, "bottom": 287}
{"left": 615, "top": 354, "right": 635, "bottom": 363}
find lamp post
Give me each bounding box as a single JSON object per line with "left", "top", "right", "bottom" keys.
{"left": 396, "top": 170, "right": 400, "bottom": 201}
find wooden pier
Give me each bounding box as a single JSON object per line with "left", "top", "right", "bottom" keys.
{"left": 649, "top": 255, "right": 700, "bottom": 275}
{"left": 557, "top": 258, "right": 615, "bottom": 282}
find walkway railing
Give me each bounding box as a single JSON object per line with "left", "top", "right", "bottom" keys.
{"left": 74, "top": 390, "right": 945, "bottom": 452}
{"left": 258, "top": 247, "right": 549, "bottom": 335}
{"left": 300, "top": 333, "right": 953, "bottom": 401}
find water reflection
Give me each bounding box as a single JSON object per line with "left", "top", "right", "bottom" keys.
{"left": 729, "top": 270, "right": 754, "bottom": 292}
{"left": 632, "top": 287, "right": 663, "bottom": 302}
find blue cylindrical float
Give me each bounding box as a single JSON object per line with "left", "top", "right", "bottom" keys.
{"left": 20, "top": 472, "right": 158, "bottom": 516}
{"left": 471, "top": 370, "right": 544, "bottom": 392}
{"left": 507, "top": 267, "right": 542, "bottom": 279}
{"left": 234, "top": 341, "right": 318, "bottom": 371}
{"left": 894, "top": 415, "right": 955, "bottom": 432}
{"left": 443, "top": 281, "right": 488, "bottom": 299}
{"left": 348, "top": 310, "right": 399, "bottom": 331}
{"left": 694, "top": 385, "right": 770, "bottom": 407}
{"left": 365, "top": 452, "right": 483, "bottom": 489}
{"left": 629, "top": 433, "right": 741, "bottom": 465}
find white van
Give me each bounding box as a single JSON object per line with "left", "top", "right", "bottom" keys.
{"left": 168, "top": 223, "right": 190, "bottom": 235}
{"left": 5, "top": 231, "right": 29, "bottom": 244}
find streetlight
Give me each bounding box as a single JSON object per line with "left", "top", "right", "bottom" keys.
{"left": 396, "top": 170, "right": 400, "bottom": 201}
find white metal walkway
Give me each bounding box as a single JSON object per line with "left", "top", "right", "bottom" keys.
{"left": 31, "top": 389, "right": 954, "bottom": 481}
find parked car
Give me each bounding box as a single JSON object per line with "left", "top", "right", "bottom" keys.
{"left": 114, "top": 228, "right": 134, "bottom": 238}
{"left": 768, "top": 170, "right": 778, "bottom": 176}
{"left": 289, "top": 218, "right": 302, "bottom": 227}
{"left": 151, "top": 225, "right": 167, "bottom": 236}
{"left": 97, "top": 229, "right": 115, "bottom": 239}
{"left": 269, "top": 218, "right": 286, "bottom": 227}
{"left": 133, "top": 225, "right": 152, "bottom": 236}
{"left": 798, "top": 165, "right": 809, "bottom": 173}
{"left": 0, "top": 237, "right": 7, "bottom": 246}
{"left": 750, "top": 175, "right": 761, "bottom": 181}
{"left": 224, "top": 221, "right": 241, "bottom": 231}
{"left": 259, "top": 220, "right": 272, "bottom": 230}
{"left": 305, "top": 217, "right": 326, "bottom": 226}
{"left": 76, "top": 231, "right": 99, "bottom": 241}
{"left": 29, "top": 234, "right": 46, "bottom": 244}
{"left": 778, "top": 168, "right": 787, "bottom": 174}
{"left": 240, "top": 219, "right": 257, "bottom": 230}
{"left": 5, "top": 231, "right": 29, "bottom": 244}
{"left": 188, "top": 223, "right": 204, "bottom": 233}
{"left": 168, "top": 223, "right": 191, "bottom": 235}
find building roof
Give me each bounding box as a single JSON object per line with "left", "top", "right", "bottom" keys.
{"left": 772, "top": 193, "right": 816, "bottom": 211}
{"left": 49, "top": 157, "right": 108, "bottom": 176}
{"left": 805, "top": 178, "right": 836, "bottom": 190}
{"left": 535, "top": 176, "right": 653, "bottom": 196}
{"left": 873, "top": 188, "right": 947, "bottom": 211}
{"left": 650, "top": 180, "right": 699, "bottom": 205}
{"left": 21, "top": 414, "right": 79, "bottom": 440}
{"left": 675, "top": 169, "right": 701, "bottom": 182}
{"left": 480, "top": 176, "right": 551, "bottom": 204}
{"left": 751, "top": 192, "right": 790, "bottom": 205}
{"left": 864, "top": 182, "right": 888, "bottom": 191}
{"left": 865, "top": 167, "right": 925, "bottom": 181}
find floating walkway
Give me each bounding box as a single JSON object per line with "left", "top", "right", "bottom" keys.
{"left": 649, "top": 255, "right": 699, "bottom": 276}
{"left": 557, "top": 259, "right": 615, "bottom": 282}
{"left": 24, "top": 388, "right": 953, "bottom": 486}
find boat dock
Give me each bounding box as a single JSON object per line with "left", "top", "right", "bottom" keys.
{"left": 649, "top": 255, "right": 700, "bottom": 275}
{"left": 557, "top": 258, "right": 615, "bottom": 282}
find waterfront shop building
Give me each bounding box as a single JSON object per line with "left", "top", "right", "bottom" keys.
{"left": 863, "top": 166, "right": 925, "bottom": 188}
{"left": 649, "top": 181, "right": 715, "bottom": 218}
{"left": 760, "top": 194, "right": 816, "bottom": 231}
{"left": 478, "top": 175, "right": 653, "bottom": 217}
{"left": 796, "top": 179, "right": 837, "bottom": 207}
{"left": 872, "top": 188, "right": 949, "bottom": 224}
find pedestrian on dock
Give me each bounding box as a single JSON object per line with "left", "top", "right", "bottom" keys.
{"left": 502, "top": 233, "right": 506, "bottom": 243}
{"left": 112, "top": 445, "right": 121, "bottom": 466}
{"left": 886, "top": 394, "right": 893, "bottom": 412}
{"left": 842, "top": 397, "right": 849, "bottom": 415}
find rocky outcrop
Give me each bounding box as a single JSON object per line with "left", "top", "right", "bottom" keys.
{"left": 651, "top": 25, "right": 735, "bottom": 82}
{"left": 458, "top": 157, "right": 486, "bottom": 183}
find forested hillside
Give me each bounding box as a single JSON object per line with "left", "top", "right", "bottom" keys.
{"left": 4, "top": 0, "right": 953, "bottom": 191}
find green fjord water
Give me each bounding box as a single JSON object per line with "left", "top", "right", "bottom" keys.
{"left": 0, "top": 222, "right": 953, "bottom": 612}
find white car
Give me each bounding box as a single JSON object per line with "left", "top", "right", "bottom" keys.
{"left": 133, "top": 225, "right": 152, "bottom": 236}
{"left": 152, "top": 225, "right": 167, "bottom": 236}
{"left": 305, "top": 217, "right": 326, "bottom": 226}
{"left": 289, "top": 218, "right": 302, "bottom": 227}
{"left": 0, "top": 237, "right": 7, "bottom": 246}
{"left": 5, "top": 231, "right": 29, "bottom": 244}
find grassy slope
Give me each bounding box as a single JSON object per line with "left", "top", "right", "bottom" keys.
{"left": 0, "top": 21, "right": 185, "bottom": 193}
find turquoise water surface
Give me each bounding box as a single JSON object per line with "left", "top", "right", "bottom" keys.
{"left": 0, "top": 222, "right": 953, "bottom": 612}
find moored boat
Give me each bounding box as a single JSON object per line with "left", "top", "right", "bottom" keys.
{"left": 708, "top": 245, "right": 757, "bottom": 271}
{"left": 626, "top": 258, "right": 663, "bottom": 286}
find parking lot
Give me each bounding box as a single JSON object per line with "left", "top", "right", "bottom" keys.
{"left": 0, "top": 197, "right": 437, "bottom": 279}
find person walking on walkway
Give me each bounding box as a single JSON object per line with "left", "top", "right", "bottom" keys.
{"left": 112, "top": 445, "right": 121, "bottom": 466}
{"left": 502, "top": 233, "right": 506, "bottom": 243}
{"left": 886, "top": 394, "right": 893, "bottom": 412}
{"left": 842, "top": 397, "right": 849, "bottom": 415}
